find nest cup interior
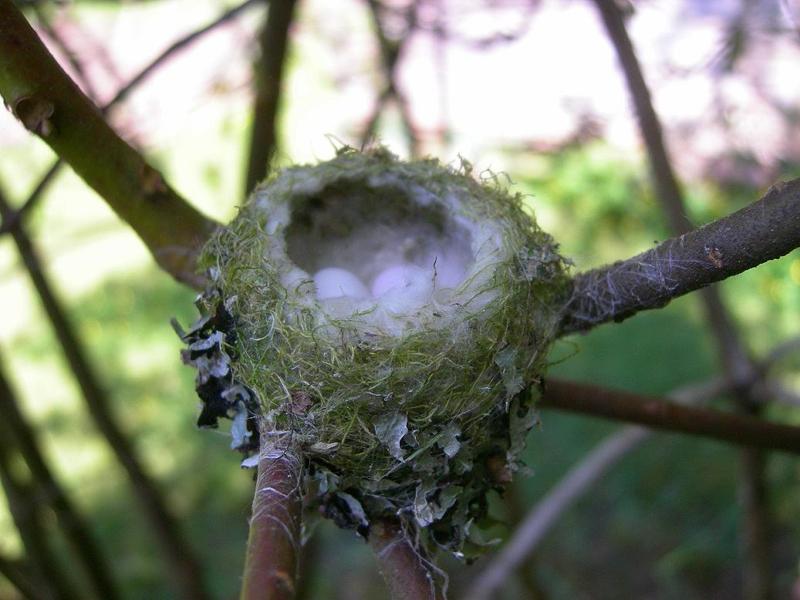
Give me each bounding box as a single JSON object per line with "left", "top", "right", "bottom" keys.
{"left": 284, "top": 183, "right": 476, "bottom": 320}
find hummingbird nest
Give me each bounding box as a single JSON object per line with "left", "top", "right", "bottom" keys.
{"left": 176, "top": 147, "right": 570, "bottom": 557}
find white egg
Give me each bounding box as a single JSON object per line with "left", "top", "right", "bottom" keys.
{"left": 371, "top": 264, "right": 430, "bottom": 298}
{"left": 313, "top": 267, "right": 369, "bottom": 300}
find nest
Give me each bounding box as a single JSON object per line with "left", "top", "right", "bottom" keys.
{"left": 177, "top": 147, "right": 571, "bottom": 557}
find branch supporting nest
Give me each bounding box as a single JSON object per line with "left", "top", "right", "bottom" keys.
{"left": 241, "top": 421, "right": 303, "bottom": 600}
{"left": 368, "top": 518, "right": 444, "bottom": 600}
{"left": 560, "top": 178, "right": 800, "bottom": 335}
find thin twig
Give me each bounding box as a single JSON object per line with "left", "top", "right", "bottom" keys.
{"left": 364, "top": 0, "right": 420, "bottom": 156}
{"left": 0, "top": 186, "right": 209, "bottom": 600}
{"left": 32, "top": 4, "right": 100, "bottom": 100}
{"left": 0, "top": 553, "right": 45, "bottom": 600}
{"left": 244, "top": 0, "right": 298, "bottom": 196}
{"left": 240, "top": 420, "right": 303, "bottom": 600}
{"left": 590, "top": 2, "right": 775, "bottom": 594}
{"left": 107, "top": 0, "right": 261, "bottom": 110}
{"left": 0, "top": 414, "right": 79, "bottom": 600}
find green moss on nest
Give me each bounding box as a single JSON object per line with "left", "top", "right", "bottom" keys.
{"left": 181, "top": 147, "right": 571, "bottom": 555}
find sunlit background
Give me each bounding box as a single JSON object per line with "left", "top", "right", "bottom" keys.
{"left": 1, "top": 0, "right": 799, "bottom": 597}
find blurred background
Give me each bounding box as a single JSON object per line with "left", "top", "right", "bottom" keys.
{"left": 1, "top": 0, "right": 799, "bottom": 598}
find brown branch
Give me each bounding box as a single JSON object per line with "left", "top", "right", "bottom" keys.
{"left": 0, "top": 0, "right": 217, "bottom": 287}
{"left": 590, "top": 2, "right": 775, "bottom": 594}
{"left": 1, "top": 0, "right": 259, "bottom": 238}
{"left": 468, "top": 377, "right": 727, "bottom": 600}
{"left": 0, "top": 186, "right": 209, "bottom": 600}
{"left": 481, "top": 334, "right": 800, "bottom": 599}
{"left": 368, "top": 518, "right": 444, "bottom": 600}
{"left": 241, "top": 421, "right": 302, "bottom": 600}
{"left": 541, "top": 378, "right": 800, "bottom": 454}
{"left": 244, "top": 0, "right": 299, "bottom": 196}
{"left": 559, "top": 177, "right": 800, "bottom": 335}
{"left": 0, "top": 350, "right": 119, "bottom": 600}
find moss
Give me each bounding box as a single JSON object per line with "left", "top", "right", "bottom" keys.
{"left": 179, "top": 147, "right": 571, "bottom": 556}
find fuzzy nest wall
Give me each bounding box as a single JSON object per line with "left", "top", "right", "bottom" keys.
{"left": 177, "top": 148, "right": 570, "bottom": 557}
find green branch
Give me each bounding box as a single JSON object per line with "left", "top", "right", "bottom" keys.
{"left": 0, "top": 0, "right": 218, "bottom": 288}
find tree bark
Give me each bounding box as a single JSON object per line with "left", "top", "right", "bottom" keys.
{"left": 368, "top": 518, "right": 444, "bottom": 600}
{"left": 241, "top": 422, "right": 303, "bottom": 600}
{"left": 560, "top": 178, "right": 800, "bottom": 335}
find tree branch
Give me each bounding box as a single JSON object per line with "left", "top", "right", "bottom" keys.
{"left": 241, "top": 421, "right": 303, "bottom": 600}
{"left": 559, "top": 178, "right": 800, "bottom": 335}
{"left": 0, "top": 350, "right": 119, "bottom": 600}
{"left": 467, "top": 377, "right": 728, "bottom": 600}
{"left": 244, "top": 0, "right": 298, "bottom": 195}
{"left": 0, "top": 414, "right": 79, "bottom": 600}
{"left": 368, "top": 518, "right": 444, "bottom": 600}
{"left": 0, "top": 553, "right": 45, "bottom": 600}
{"left": 0, "top": 0, "right": 217, "bottom": 287}
{"left": 541, "top": 378, "right": 800, "bottom": 454}
{"left": 0, "top": 0, "right": 260, "bottom": 238}
{"left": 589, "top": 3, "right": 779, "bottom": 592}
{"left": 0, "top": 185, "right": 209, "bottom": 600}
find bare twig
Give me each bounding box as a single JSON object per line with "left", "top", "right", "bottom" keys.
{"left": 106, "top": 0, "right": 261, "bottom": 110}
{"left": 0, "top": 350, "right": 119, "bottom": 600}
{"left": 244, "top": 0, "right": 299, "bottom": 196}
{"left": 0, "top": 0, "right": 217, "bottom": 287}
{"left": 0, "top": 0, "right": 260, "bottom": 237}
{"left": 241, "top": 421, "right": 303, "bottom": 600}
{"left": 0, "top": 186, "right": 209, "bottom": 600}
{"left": 468, "top": 427, "right": 647, "bottom": 600}
{"left": 468, "top": 377, "right": 727, "bottom": 600}
{"left": 560, "top": 178, "right": 800, "bottom": 335}
{"left": 540, "top": 378, "right": 800, "bottom": 454}
{"left": 368, "top": 518, "right": 444, "bottom": 600}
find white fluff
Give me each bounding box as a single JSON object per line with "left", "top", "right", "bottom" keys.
{"left": 371, "top": 264, "right": 430, "bottom": 297}
{"left": 314, "top": 268, "right": 369, "bottom": 300}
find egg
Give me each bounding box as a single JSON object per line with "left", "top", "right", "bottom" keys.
{"left": 313, "top": 267, "right": 369, "bottom": 300}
